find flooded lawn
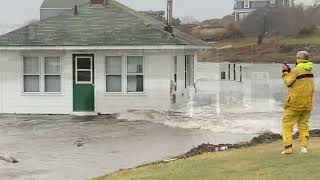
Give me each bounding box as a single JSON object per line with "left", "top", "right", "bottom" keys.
{"left": 0, "top": 115, "right": 253, "bottom": 180}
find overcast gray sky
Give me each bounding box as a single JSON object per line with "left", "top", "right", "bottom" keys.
{"left": 0, "top": 0, "right": 231, "bottom": 26}
{"left": 0, "top": 0, "right": 314, "bottom": 26}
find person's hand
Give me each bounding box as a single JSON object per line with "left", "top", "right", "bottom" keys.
{"left": 282, "top": 63, "right": 291, "bottom": 73}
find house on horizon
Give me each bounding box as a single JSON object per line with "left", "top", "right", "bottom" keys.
{"left": 0, "top": 0, "right": 209, "bottom": 115}
{"left": 40, "top": 0, "right": 90, "bottom": 20}
{"left": 234, "top": 0, "right": 295, "bottom": 22}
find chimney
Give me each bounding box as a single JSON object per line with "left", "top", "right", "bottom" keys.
{"left": 165, "top": 0, "right": 173, "bottom": 33}
{"left": 74, "top": 5, "right": 78, "bottom": 15}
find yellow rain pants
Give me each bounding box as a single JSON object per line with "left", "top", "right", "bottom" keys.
{"left": 282, "top": 109, "right": 310, "bottom": 149}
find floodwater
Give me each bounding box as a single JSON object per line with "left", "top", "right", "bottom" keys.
{"left": 0, "top": 115, "right": 253, "bottom": 180}
{"left": 1, "top": 62, "right": 320, "bottom": 180}
{"left": 124, "top": 62, "right": 320, "bottom": 134}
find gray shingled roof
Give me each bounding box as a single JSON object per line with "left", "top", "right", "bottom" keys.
{"left": 0, "top": 0, "right": 208, "bottom": 47}
{"left": 40, "top": 0, "right": 90, "bottom": 9}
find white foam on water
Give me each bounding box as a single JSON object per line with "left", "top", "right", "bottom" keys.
{"left": 118, "top": 107, "right": 284, "bottom": 134}
{"left": 118, "top": 62, "right": 320, "bottom": 135}
{"left": 119, "top": 105, "right": 320, "bottom": 135}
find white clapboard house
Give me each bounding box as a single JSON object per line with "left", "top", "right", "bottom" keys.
{"left": 234, "top": 0, "right": 295, "bottom": 22}
{"left": 0, "top": 0, "right": 209, "bottom": 115}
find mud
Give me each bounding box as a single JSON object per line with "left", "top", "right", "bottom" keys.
{"left": 181, "top": 130, "right": 320, "bottom": 159}
{"left": 181, "top": 132, "right": 282, "bottom": 158}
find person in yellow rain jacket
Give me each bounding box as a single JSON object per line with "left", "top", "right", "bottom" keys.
{"left": 281, "top": 51, "right": 315, "bottom": 154}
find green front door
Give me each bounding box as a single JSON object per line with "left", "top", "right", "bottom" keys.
{"left": 73, "top": 55, "right": 95, "bottom": 112}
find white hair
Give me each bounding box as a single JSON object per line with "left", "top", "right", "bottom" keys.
{"left": 297, "top": 51, "right": 309, "bottom": 60}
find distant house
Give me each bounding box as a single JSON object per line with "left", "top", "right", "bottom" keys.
{"left": 0, "top": 0, "right": 208, "bottom": 115}
{"left": 234, "top": 0, "right": 295, "bottom": 22}
{"left": 40, "top": 0, "right": 90, "bottom": 20}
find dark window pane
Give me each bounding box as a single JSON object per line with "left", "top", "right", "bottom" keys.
{"left": 221, "top": 72, "right": 226, "bottom": 80}
{"left": 106, "top": 75, "right": 122, "bottom": 92}
{"left": 127, "top": 75, "right": 143, "bottom": 92}
{"left": 24, "top": 75, "right": 40, "bottom": 92}
{"left": 77, "top": 71, "right": 91, "bottom": 82}
{"left": 45, "top": 75, "right": 61, "bottom": 92}
{"left": 77, "top": 58, "right": 91, "bottom": 69}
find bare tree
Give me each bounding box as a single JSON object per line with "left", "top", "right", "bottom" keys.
{"left": 239, "top": 7, "right": 317, "bottom": 36}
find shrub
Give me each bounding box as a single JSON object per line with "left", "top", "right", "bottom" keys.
{"left": 298, "top": 25, "right": 317, "bottom": 36}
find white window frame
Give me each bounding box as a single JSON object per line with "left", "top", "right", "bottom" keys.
{"left": 23, "top": 56, "right": 41, "bottom": 94}
{"left": 244, "top": 0, "right": 250, "bottom": 8}
{"left": 22, "top": 56, "right": 62, "bottom": 95}
{"left": 104, "top": 55, "right": 145, "bottom": 95}
{"left": 43, "top": 56, "right": 62, "bottom": 94}
{"left": 75, "top": 56, "right": 93, "bottom": 84}
{"left": 105, "top": 56, "right": 123, "bottom": 94}
{"left": 126, "top": 56, "right": 145, "bottom": 94}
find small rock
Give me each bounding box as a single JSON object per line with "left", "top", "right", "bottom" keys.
{"left": 310, "top": 129, "right": 320, "bottom": 137}
{"left": 219, "top": 146, "right": 228, "bottom": 151}
{"left": 0, "top": 154, "right": 19, "bottom": 163}
{"left": 250, "top": 132, "right": 281, "bottom": 145}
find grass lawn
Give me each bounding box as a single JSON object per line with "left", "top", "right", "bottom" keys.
{"left": 94, "top": 138, "right": 320, "bottom": 180}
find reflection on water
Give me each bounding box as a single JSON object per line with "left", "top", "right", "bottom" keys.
{"left": 121, "top": 62, "right": 320, "bottom": 134}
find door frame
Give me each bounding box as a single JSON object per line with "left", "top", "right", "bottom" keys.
{"left": 72, "top": 54, "right": 95, "bottom": 112}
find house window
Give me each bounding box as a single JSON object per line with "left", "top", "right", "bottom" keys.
{"left": 127, "top": 56, "right": 144, "bottom": 93}
{"left": 244, "top": 0, "right": 250, "bottom": 8}
{"left": 106, "top": 56, "right": 122, "bottom": 92}
{"left": 76, "top": 57, "right": 93, "bottom": 84}
{"left": 44, "top": 57, "right": 61, "bottom": 92}
{"left": 185, "top": 55, "right": 194, "bottom": 88}
{"left": 23, "top": 57, "right": 40, "bottom": 92}
{"left": 23, "top": 56, "right": 61, "bottom": 93}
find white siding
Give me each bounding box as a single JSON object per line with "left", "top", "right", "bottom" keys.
{"left": 174, "top": 53, "right": 198, "bottom": 104}
{"left": 0, "top": 49, "right": 198, "bottom": 114}
{"left": 176, "top": 55, "right": 186, "bottom": 93}
{"left": 192, "top": 53, "right": 198, "bottom": 84}
{"left": 1, "top": 50, "right": 73, "bottom": 114}
{"left": 0, "top": 50, "right": 3, "bottom": 113}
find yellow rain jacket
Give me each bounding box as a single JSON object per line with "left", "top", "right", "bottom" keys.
{"left": 282, "top": 59, "right": 315, "bottom": 111}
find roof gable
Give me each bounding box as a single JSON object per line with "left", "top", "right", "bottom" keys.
{"left": 0, "top": 0, "right": 208, "bottom": 47}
